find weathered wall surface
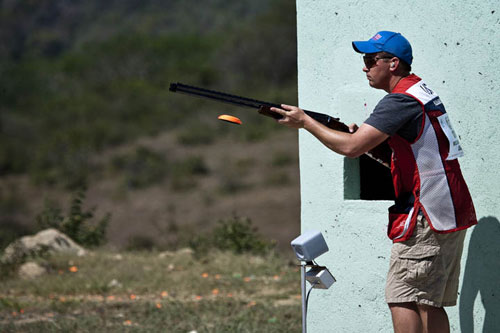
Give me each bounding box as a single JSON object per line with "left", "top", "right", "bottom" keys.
{"left": 296, "top": 1, "right": 499, "bottom": 332}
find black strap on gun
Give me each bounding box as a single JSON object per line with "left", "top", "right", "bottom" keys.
{"left": 169, "top": 82, "right": 391, "bottom": 168}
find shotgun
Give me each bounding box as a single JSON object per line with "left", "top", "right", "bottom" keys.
{"left": 169, "top": 82, "right": 391, "bottom": 168}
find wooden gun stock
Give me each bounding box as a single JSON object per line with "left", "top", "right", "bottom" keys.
{"left": 169, "top": 82, "right": 392, "bottom": 168}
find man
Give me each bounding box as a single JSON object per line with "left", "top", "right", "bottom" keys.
{"left": 270, "top": 31, "right": 477, "bottom": 333}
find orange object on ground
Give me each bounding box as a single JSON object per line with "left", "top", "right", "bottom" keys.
{"left": 218, "top": 114, "right": 242, "bottom": 125}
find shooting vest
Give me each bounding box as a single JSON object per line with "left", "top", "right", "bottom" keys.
{"left": 387, "top": 74, "right": 477, "bottom": 242}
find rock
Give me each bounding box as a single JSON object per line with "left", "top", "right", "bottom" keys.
{"left": 158, "top": 248, "right": 194, "bottom": 259}
{"left": 177, "top": 248, "right": 194, "bottom": 256}
{"left": 1, "top": 228, "right": 87, "bottom": 264}
{"left": 158, "top": 251, "right": 174, "bottom": 258}
{"left": 18, "top": 262, "right": 47, "bottom": 279}
{"left": 108, "top": 279, "right": 122, "bottom": 289}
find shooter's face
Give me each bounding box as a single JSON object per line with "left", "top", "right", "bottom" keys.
{"left": 362, "top": 53, "right": 392, "bottom": 91}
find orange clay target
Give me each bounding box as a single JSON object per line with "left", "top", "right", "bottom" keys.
{"left": 218, "top": 114, "right": 242, "bottom": 125}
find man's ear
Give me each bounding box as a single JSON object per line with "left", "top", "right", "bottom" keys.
{"left": 389, "top": 58, "right": 399, "bottom": 71}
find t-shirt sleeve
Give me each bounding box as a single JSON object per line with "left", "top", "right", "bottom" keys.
{"left": 364, "top": 93, "right": 423, "bottom": 141}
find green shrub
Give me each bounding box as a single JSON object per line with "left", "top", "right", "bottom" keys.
{"left": 190, "top": 215, "right": 275, "bottom": 256}
{"left": 36, "top": 188, "right": 110, "bottom": 247}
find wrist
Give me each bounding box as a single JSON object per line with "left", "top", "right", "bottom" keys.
{"left": 302, "top": 115, "right": 316, "bottom": 131}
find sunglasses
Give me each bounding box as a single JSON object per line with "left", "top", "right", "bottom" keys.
{"left": 363, "top": 55, "right": 393, "bottom": 68}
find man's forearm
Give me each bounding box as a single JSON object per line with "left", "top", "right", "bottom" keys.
{"left": 272, "top": 104, "right": 390, "bottom": 160}
{"left": 303, "top": 116, "right": 360, "bottom": 157}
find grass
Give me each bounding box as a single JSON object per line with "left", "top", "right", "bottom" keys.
{"left": 0, "top": 250, "right": 301, "bottom": 332}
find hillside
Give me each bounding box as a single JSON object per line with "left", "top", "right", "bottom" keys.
{"left": 0, "top": 0, "right": 301, "bottom": 252}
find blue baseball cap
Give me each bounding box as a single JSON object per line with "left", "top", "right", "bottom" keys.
{"left": 352, "top": 31, "right": 413, "bottom": 65}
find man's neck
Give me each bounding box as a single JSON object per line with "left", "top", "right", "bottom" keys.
{"left": 387, "top": 73, "right": 410, "bottom": 93}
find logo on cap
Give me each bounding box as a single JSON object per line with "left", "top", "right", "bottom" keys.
{"left": 371, "top": 33, "right": 382, "bottom": 41}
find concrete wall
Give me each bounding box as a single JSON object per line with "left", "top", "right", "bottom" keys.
{"left": 296, "top": 1, "right": 499, "bottom": 332}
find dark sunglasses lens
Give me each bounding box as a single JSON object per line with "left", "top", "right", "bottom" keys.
{"left": 363, "top": 56, "right": 375, "bottom": 67}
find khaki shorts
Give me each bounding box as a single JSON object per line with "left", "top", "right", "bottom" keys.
{"left": 385, "top": 214, "right": 467, "bottom": 307}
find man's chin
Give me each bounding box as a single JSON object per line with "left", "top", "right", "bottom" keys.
{"left": 368, "top": 80, "right": 381, "bottom": 89}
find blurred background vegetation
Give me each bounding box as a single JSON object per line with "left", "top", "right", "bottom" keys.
{"left": 0, "top": 0, "right": 300, "bottom": 252}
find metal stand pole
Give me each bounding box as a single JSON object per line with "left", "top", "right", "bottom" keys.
{"left": 301, "top": 261, "right": 307, "bottom": 333}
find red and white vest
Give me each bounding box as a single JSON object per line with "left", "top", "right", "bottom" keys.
{"left": 387, "top": 74, "right": 477, "bottom": 242}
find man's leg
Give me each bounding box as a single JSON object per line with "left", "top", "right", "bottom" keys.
{"left": 388, "top": 302, "right": 422, "bottom": 333}
{"left": 416, "top": 304, "right": 450, "bottom": 333}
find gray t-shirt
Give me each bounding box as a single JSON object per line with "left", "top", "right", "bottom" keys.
{"left": 364, "top": 93, "right": 422, "bottom": 142}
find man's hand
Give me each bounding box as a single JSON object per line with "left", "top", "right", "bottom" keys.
{"left": 270, "top": 105, "right": 359, "bottom": 134}
{"left": 269, "top": 104, "right": 311, "bottom": 129}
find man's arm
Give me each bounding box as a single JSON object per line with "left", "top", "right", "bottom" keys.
{"left": 271, "top": 104, "right": 389, "bottom": 158}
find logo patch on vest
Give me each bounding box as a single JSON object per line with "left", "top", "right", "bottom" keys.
{"left": 407, "top": 81, "right": 438, "bottom": 104}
